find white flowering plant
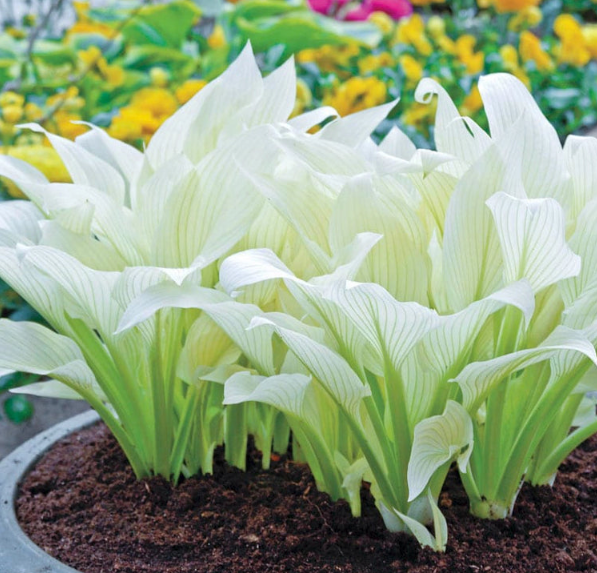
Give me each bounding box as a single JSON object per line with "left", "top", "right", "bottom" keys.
{"left": 1, "top": 44, "right": 596, "bottom": 552}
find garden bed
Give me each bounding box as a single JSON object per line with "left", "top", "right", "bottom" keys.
{"left": 16, "top": 422, "right": 597, "bottom": 573}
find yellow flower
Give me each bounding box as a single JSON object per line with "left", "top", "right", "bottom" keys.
{"left": 394, "top": 15, "right": 433, "bottom": 56}
{"left": 47, "top": 87, "right": 85, "bottom": 112}
{"left": 401, "top": 101, "right": 435, "bottom": 128}
{"left": 0, "top": 145, "right": 70, "bottom": 198}
{"left": 130, "top": 88, "right": 178, "bottom": 119}
{"left": 358, "top": 52, "right": 394, "bottom": 74}
{"left": 427, "top": 15, "right": 446, "bottom": 39}
{"left": 583, "top": 25, "right": 597, "bottom": 59}
{"left": 508, "top": 6, "right": 542, "bottom": 31}
{"left": 0, "top": 120, "right": 16, "bottom": 138}
{"left": 554, "top": 15, "right": 591, "bottom": 66}
{"left": 175, "top": 79, "right": 207, "bottom": 105}
{"left": 108, "top": 115, "right": 145, "bottom": 141}
{"left": 5, "top": 26, "right": 26, "bottom": 39}
{"left": 78, "top": 45, "right": 102, "bottom": 68}
{"left": 460, "top": 84, "right": 483, "bottom": 117}
{"left": 368, "top": 11, "right": 394, "bottom": 36}
{"left": 99, "top": 61, "right": 125, "bottom": 87}
{"left": 519, "top": 30, "right": 553, "bottom": 71}
{"left": 499, "top": 45, "right": 530, "bottom": 87}
{"left": 491, "top": 0, "right": 540, "bottom": 13}
{"left": 79, "top": 46, "right": 125, "bottom": 86}
{"left": 455, "top": 35, "right": 484, "bottom": 74}
{"left": 73, "top": 1, "right": 90, "bottom": 21}
{"left": 323, "top": 77, "right": 387, "bottom": 117}
{"left": 52, "top": 110, "right": 87, "bottom": 140}
{"left": 68, "top": 21, "right": 115, "bottom": 37}
{"left": 291, "top": 78, "right": 312, "bottom": 118}
{"left": 399, "top": 55, "right": 423, "bottom": 83}
{"left": 24, "top": 103, "right": 43, "bottom": 122}
{"left": 109, "top": 88, "right": 179, "bottom": 142}
{"left": 2, "top": 105, "right": 23, "bottom": 124}
{"left": 0, "top": 92, "right": 24, "bottom": 108}
{"left": 150, "top": 67, "right": 169, "bottom": 88}
{"left": 297, "top": 44, "right": 360, "bottom": 74}
{"left": 208, "top": 24, "right": 226, "bottom": 49}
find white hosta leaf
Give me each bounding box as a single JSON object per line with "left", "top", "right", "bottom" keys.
{"left": 379, "top": 126, "right": 416, "bottom": 160}
{"left": 116, "top": 280, "right": 275, "bottom": 375}
{"left": 0, "top": 247, "right": 66, "bottom": 328}
{"left": 288, "top": 107, "right": 339, "bottom": 132}
{"left": 0, "top": 320, "right": 97, "bottom": 393}
{"left": 220, "top": 247, "right": 375, "bottom": 375}
{"left": 136, "top": 154, "right": 194, "bottom": 244}
{"left": 276, "top": 132, "right": 370, "bottom": 177}
{"left": 75, "top": 125, "right": 143, "bottom": 207}
{"left": 318, "top": 100, "right": 398, "bottom": 149}
{"left": 328, "top": 282, "right": 439, "bottom": 373}
{"left": 454, "top": 326, "right": 597, "bottom": 411}
{"left": 408, "top": 401, "right": 473, "bottom": 501}
{"left": 244, "top": 56, "right": 296, "bottom": 127}
{"left": 178, "top": 315, "right": 242, "bottom": 384}
{"left": 237, "top": 156, "right": 337, "bottom": 273}
{"left": 325, "top": 231, "right": 383, "bottom": 284}
{"left": 478, "top": 74, "right": 569, "bottom": 203}
{"left": 190, "top": 301, "right": 278, "bottom": 376}
{"left": 572, "top": 394, "right": 597, "bottom": 427}
{"left": 410, "top": 169, "right": 458, "bottom": 241}
{"left": 328, "top": 174, "right": 429, "bottom": 304}
{"left": 417, "top": 280, "right": 535, "bottom": 376}
{"left": 19, "top": 246, "right": 121, "bottom": 339}
{"left": 486, "top": 192, "right": 580, "bottom": 293}
{"left": 415, "top": 78, "right": 490, "bottom": 162}
{"left": 220, "top": 247, "right": 297, "bottom": 297}
{"left": 563, "top": 282, "right": 597, "bottom": 330}
{"left": 224, "top": 371, "right": 317, "bottom": 426}
{"left": 335, "top": 453, "right": 369, "bottom": 515}
{"left": 442, "top": 130, "right": 527, "bottom": 311}
{"left": 564, "top": 135, "right": 597, "bottom": 220}
{"left": 152, "top": 129, "right": 268, "bottom": 268}
{"left": 249, "top": 316, "right": 370, "bottom": 416}
{"left": 560, "top": 199, "right": 597, "bottom": 307}
{"left": 116, "top": 281, "right": 228, "bottom": 334}
{"left": 0, "top": 200, "right": 42, "bottom": 244}
{"left": 0, "top": 153, "right": 48, "bottom": 189}
{"left": 11, "top": 379, "right": 84, "bottom": 400}
{"left": 147, "top": 43, "right": 263, "bottom": 167}
{"left": 39, "top": 221, "right": 127, "bottom": 271}
{"left": 387, "top": 491, "right": 448, "bottom": 551}
{"left": 19, "top": 123, "right": 126, "bottom": 205}
{"left": 20, "top": 182, "right": 145, "bottom": 266}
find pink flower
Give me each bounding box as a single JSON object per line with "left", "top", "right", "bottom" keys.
{"left": 370, "top": 0, "right": 413, "bottom": 18}
{"left": 342, "top": 0, "right": 413, "bottom": 21}
{"left": 307, "top": 0, "right": 350, "bottom": 16}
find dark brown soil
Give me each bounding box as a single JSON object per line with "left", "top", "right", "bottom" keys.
{"left": 15, "top": 423, "right": 597, "bottom": 573}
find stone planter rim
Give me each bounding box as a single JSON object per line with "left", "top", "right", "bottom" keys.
{"left": 0, "top": 409, "right": 100, "bottom": 573}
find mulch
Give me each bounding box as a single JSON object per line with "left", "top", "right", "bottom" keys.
{"left": 15, "top": 423, "right": 597, "bottom": 573}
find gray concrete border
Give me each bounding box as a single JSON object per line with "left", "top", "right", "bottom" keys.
{"left": 0, "top": 410, "right": 99, "bottom": 573}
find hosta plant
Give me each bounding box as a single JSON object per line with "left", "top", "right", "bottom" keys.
{"left": 0, "top": 43, "right": 367, "bottom": 482}
{"left": 1, "top": 40, "right": 597, "bottom": 553}
{"left": 123, "top": 71, "right": 597, "bottom": 548}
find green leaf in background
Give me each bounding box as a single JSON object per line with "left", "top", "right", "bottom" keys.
{"left": 122, "top": 45, "right": 196, "bottom": 74}
{"left": 121, "top": 0, "right": 202, "bottom": 49}
{"left": 228, "top": 0, "right": 381, "bottom": 57}
{"left": 31, "top": 40, "right": 77, "bottom": 67}
{"left": 3, "top": 394, "right": 34, "bottom": 424}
